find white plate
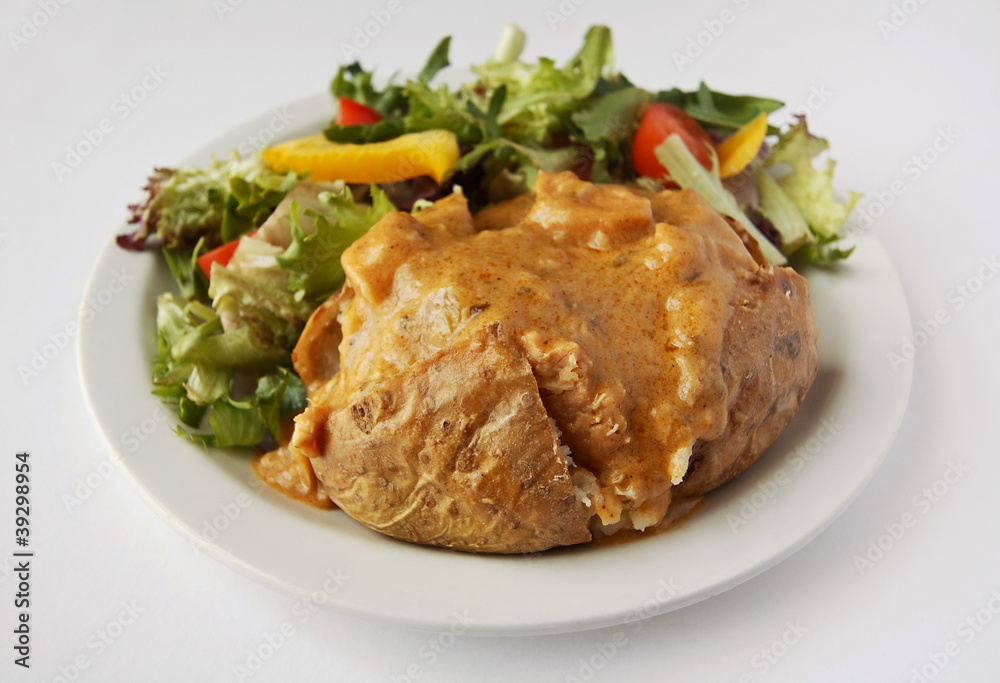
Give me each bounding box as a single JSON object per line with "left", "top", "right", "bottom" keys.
{"left": 78, "top": 93, "right": 913, "bottom": 635}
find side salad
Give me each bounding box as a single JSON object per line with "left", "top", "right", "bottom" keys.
{"left": 118, "top": 24, "right": 858, "bottom": 450}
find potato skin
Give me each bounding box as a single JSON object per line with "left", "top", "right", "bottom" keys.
{"left": 292, "top": 326, "right": 592, "bottom": 554}
{"left": 672, "top": 266, "right": 819, "bottom": 499}
{"left": 292, "top": 288, "right": 346, "bottom": 394}
{"left": 638, "top": 189, "right": 821, "bottom": 500}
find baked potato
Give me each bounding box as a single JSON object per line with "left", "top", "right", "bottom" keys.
{"left": 287, "top": 171, "right": 819, "bottom": 553}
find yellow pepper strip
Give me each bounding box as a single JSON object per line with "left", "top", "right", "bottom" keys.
{"left": 717, "top": 112, "right": 768, "bottom": 179}
{"left": 262, "top": 130, "right": 460, "bottom": 184}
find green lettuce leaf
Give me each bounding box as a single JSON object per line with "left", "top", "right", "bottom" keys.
{"left": 571, "top": 87, "right": 648, "bottom": 143}
{"left": 254, "top": 368, "right": 307, "bottom": 441}
{"left": 767, "top": 121, "right": 861, "bottom": 240}
{"left": 222, "top": 171, "right": 299, "bottom": 243}
{"left": 183, "top": 368, "right": 307, "bottom": 449}
{"left": 222, "top": 233, "right": 288, "bottom": 290}
{"left": 152, "top": 294, "right": 238, "bottom": 426}
{"left": 153, "top": 293, "right": 306, "bottom": 447}
{"left": 793, "top": 237, "right": 856, "bottom": 265}
{"left": 329, "top": 62, "right": 407, "bottom": 118}
{"left": 137, "top": 166, "right": 228, "bottom": 250}
{"left": 276, "top": 185, "right": 396, "bottom": 303}
{"left": 206, "top": 396, "right": 267, "bottom": 448}
{"left": 153, "top": 294, "right": 287, "bottom": 390}
{"left": 161, "top": 238, "right": 208, "bottom": 303}
{"left": 570, "top": 86, "right": 649, "bottom": 182}
{"left": 419, "top": 36, "right": 452, "bottom": 83}
{"left": 125, "top": 155, "right": 297, "bottom": 252}
{"left": 476, "top": 23, "right": 613, "bottom": 103}
{"left": 400, "top": 79, "right": 483, "bottom": 144}
{"left": 471, "top": 25, "right": 614, "bottom": 143}
{"left": 465, "top": 84, "right": 507, "bottom": 142}
{"left": 755, "top": 168, "right": 812, "bottom": 256}
{"left": 325, "top": 37, "right": 454, "bottom": 144}
{"left": 208, "top": 265, "right": 313, "bottom": 350}
{"left": 656, "top": 82, "right": 784, "bottom": 133}
{"left": 450, "top": 25, "right": 630, "bottom": 202}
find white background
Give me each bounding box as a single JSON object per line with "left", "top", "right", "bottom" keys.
{"left": 2, "top": 0, "right": 999, "bottom": 681}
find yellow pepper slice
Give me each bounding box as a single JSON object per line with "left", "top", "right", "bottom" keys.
{"left": 262, "top": 130, "right": 460, "bottom": 184}
{"left": 717, "top": 112, "right": 768, "bottom": 179}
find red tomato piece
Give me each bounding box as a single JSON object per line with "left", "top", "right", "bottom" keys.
{"left": 631, "top": 103, "right": 716, "bottom": 181}
{"left": 197, "top": 229, "right": 257, "bottom": 277}
{"left": 336, "top": 97, "right": 382, "bottom": 126}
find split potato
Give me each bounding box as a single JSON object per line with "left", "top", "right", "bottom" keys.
{"left": 287, "top": 171, "right": 819, "bottom": 553}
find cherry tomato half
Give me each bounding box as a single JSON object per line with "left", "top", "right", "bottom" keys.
{"left": 632, "top": 103, "right": 715, "bottom": 181}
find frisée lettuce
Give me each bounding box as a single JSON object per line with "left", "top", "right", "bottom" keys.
{"left": 277, "top": 185, "right": 396, "bottom": 304}
{"left": 119, "top": 155, "right": 298, "bottom": 252}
